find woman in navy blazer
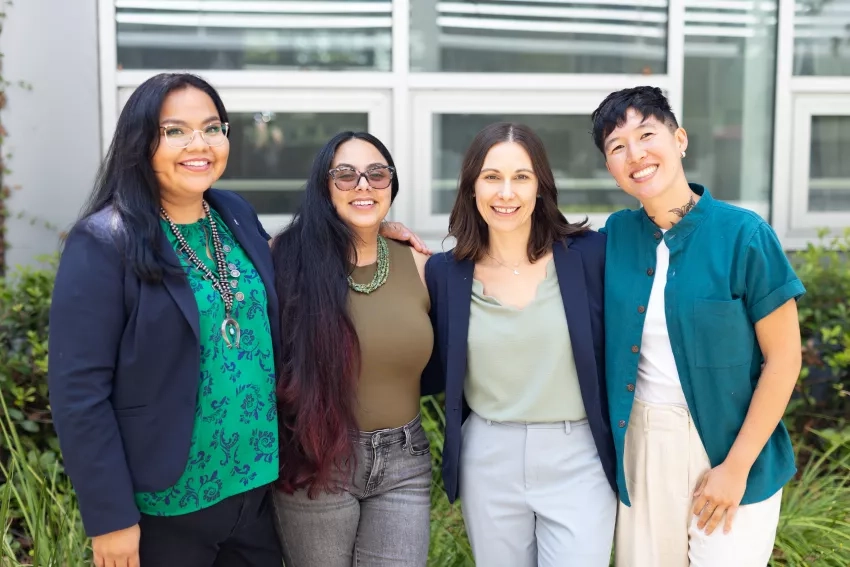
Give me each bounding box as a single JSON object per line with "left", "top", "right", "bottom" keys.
{"left": 48, "top": 73, "right": 283, "bottom": 567}
{"left": 423, "top": 123, "right": 618, "bottom": 566}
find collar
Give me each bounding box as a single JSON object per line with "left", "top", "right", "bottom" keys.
{"left": 640, "top": 183, "right": 713, "bottom": 246}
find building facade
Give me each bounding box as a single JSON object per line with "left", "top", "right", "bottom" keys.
{"left": 2, "top": 0, "right": 849, "bottom": 265}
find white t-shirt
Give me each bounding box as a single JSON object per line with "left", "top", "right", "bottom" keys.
{"left": 635, "top": 234, "right": 689, "bottom": 406}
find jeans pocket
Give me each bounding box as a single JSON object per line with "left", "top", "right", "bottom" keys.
{"left": 405, "top": 424, "right": 431, "bottom": 457}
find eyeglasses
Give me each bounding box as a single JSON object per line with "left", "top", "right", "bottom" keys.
{"left": 160, "top": 122, "right": 230, "bottom": 148}
{"left": 328, "top": 165, "right": 395, "bottom": 191}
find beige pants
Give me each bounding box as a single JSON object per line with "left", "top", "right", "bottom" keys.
{"left": 615, "top": 398, "right": 782, "bottom": 567}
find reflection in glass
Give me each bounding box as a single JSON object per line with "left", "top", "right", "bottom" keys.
{"left": 410, "top": 0, "right": 668, "bottom": 74}
{"left": 431, "top": 114, "right": 637, "bottom": 216}
{"left": 681, "top": 0, "right": 778, "bottom": 212}
{"left": 115, "top": 0, "right": 392, "bottom": 71}
{"left": 793, "top": 0, "right": 850, "bottom": 76}
{"left": 218, "top": 112, "right": 369, "bottom": 215}
{"left": 808, "top": 116, "right": 850, "bottom": 212}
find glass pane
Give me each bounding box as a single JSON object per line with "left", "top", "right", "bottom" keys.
{"left": 115, "top": 0, "right": 392, "bottom": 71}
{"left": 411, "top": 0, "right": 668, "bottom": 74}
{"left": 793, "top": 1, "right": 850, "bottom": 76}
{"left": 808, "top": 116, "right": 850, "bottom": 212}
{"left": 681, "top": 0, "right": 777, "bottom": 210}
{"left": 219, "top": 111, "right": 369, "bottom": 215}
{"left": 431, "top": 114, "right": 637, "bottom": 215}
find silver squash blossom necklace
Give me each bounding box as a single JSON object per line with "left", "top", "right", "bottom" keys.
{"left": 161, "top": 200, "right": 242, "bottom": 349}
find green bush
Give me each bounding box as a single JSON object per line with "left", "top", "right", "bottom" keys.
{"left": 788, "top": 229, "right": 850, "bottom": 447}
{"left": 0, "top": 258, "right": 55, "bottom": 455}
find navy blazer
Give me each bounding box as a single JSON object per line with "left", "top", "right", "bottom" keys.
{"left": 423, "top": 232, "right": 617, "bottom": 503}
{"left": 47, "top": 189, "right": 278, "bottom": 537}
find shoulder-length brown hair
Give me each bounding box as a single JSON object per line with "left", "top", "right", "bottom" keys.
{"left": 448, "top": 122, "right": 588, "bottom": 262}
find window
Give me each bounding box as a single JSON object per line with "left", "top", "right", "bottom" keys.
{"left": 410, "top": 0, "right": 668, "bottom": 74}
{"left": 114, "top": 0, "right": 393, "bottom": 71}
{"left": 218, "top": 111, "right": 370, "bottom": 220}
{"left": 793, "top": 0, "right": 850, "bottom": 76}
{"left": 789, "top": 94, "right": 850, "bottom": 232}
{"left": 680, "top": 0, "right": 778, "bottom": 217}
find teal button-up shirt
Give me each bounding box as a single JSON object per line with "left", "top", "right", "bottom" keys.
{"left": 602, "top": 184, "right": 805, "bottom": 506}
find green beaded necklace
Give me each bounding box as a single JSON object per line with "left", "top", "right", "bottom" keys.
{"left": 348, "top": 236, "right": 390, "bottom": 294}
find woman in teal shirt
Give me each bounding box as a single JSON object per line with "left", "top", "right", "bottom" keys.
{"left": 591, "top": 86, "right": 804, "bottom": 566}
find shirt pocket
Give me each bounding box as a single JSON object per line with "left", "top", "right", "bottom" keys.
{"left": 693, "top": 298, "right": 754, "bottom": 368}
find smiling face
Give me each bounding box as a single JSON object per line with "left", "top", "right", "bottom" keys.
{"left": 603, "top": 108, "right": 688, "bottom": 204}
{"left": 328, "top": 138, "right": 393, "bottom": 231}
{"left": 474, "top": 142, "right": 538, "bottom": 236}
{"left": 152, "top": 86, "right": 229, "bottom": 203}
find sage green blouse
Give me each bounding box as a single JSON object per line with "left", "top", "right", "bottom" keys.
{"left": 465, "top": 260, "right": 587, "bottom": 423}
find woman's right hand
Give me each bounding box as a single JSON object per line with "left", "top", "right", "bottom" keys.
{"left": 92, "top": 524, "right": 141, "bottom": 567}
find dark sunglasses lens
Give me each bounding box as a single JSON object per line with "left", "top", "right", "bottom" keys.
{"left": 367, "top": 169, "right": 391, "bottom": 189}
{"left": 334, "top": 171, "right": 358, "bottom": 190}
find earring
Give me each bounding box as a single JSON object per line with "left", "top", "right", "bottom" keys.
{"left": 681, "top": 150, "right": 686, "bottom": 158}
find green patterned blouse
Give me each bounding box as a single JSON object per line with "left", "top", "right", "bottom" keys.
{"left": 135, "top": 208, "right": 279, "bottom": 516}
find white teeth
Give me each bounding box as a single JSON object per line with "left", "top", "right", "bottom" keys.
{"left": 352, "top": 200, "right": 374, "bottom": 206}
{"left": 632, "top": 165, "right": 657, "bottom": 179}
{"left": 494, "top": 206, "right": 518, "bottom": 214}
{"left": 182, "top": 160, "right": 209, "bottom": 167}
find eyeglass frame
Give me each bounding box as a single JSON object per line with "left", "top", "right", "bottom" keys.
{"left": 328, "top": 164, "right": 396, "bottom": 191}
{"left": 159, "top": 122, "right": 230, "bottom": 149}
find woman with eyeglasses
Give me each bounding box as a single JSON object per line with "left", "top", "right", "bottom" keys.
{"left": 271, "top": 132, "right": 434, "bottom": 567}
{"left": 48, "top": 73, "right": 424, "bottom": 567}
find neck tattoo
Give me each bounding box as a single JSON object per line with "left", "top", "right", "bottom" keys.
{"left": 669, "top": 195, "right": 696, "bottom": 218}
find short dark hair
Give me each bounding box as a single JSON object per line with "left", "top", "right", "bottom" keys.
{"left": 590, "top": 86, "right": 679, "bottom": 154}
{"left": 448, "top": 122, "right": 588, "bottom": 262}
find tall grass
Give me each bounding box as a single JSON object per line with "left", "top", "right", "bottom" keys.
{"left": 0, "top": 395, "right": 89, "bottom": 567}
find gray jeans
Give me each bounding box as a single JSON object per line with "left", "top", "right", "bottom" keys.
{"left": 273, "top": 414, "right": 431, "bottom": 567}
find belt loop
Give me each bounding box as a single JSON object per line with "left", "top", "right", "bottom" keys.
{"left": 564, "top": 420, "right": 572, "bottom": 435}
{"left": 402, "top": 426, "right": 411, "bottom": 449}
{"left": 486, "top": 419, "right": 492, "bottom": 426}
{"left": 644, "top": 404, "right": 651, "bottom": 433}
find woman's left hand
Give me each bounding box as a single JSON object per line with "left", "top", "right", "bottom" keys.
{"left": 691, "top": 461, "right": 749, "bottom": 535}
{"left": 379, "top": 221, "right": 432, "bottom": 255}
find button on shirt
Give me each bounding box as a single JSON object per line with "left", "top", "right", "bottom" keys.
{"left": 601, "top": 184, "right": 806, "bottom": 507}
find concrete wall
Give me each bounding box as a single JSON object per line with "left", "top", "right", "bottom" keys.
{"left": 1, "top": 0, "right": 101, "bottom": 269}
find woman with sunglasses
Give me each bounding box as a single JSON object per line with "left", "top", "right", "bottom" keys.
{"left": 271, "top": 132, "right": 434, "bottom": 567}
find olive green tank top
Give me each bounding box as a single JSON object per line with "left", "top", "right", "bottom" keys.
{"left": 348, "top": 239, "right": 433, "bottom": 431}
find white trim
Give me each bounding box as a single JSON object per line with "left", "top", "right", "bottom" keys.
{"left": 115, "top": 1, "right": 392, "bottom": 13}
{"left": 769, "top": 0, "right": 795, "bottom": 244}
{"left": 98, "top": 0, "right": 118, "bottom": 157}
{"left": 115, "top": 70, "right": 399, "bottom": 89}
{"left": 667, "top": 0, "right": 686, "bottom": 117}
{"left": 406, "top": 73, "right": 673, "bottom": 90}
{"left": 789, "top": 76, "right": 850, "bottom": 93}
{"left": 436, "top": 16, "right": 667, "bottom": 38}
{"left": 390, "top": 0, "right": 411, "bottom": 225}
{"left": 437, "top": 3, "right": 668, "bottom": 23}
{"left": 115, "top": 13, "right": 392, "bottom": 29}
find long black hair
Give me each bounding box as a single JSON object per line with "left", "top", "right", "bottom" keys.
{"left": 272, "top": 132, "right": 399, "bottom": 496}
{"left": 78, "top": 72, "right": 229, "bottom": 282}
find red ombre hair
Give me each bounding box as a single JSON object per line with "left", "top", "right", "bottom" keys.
{"left": 271, "top": 132, "right": 400, "bottom": 496}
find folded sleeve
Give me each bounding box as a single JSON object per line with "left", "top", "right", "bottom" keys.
{"left": 742, "top": 222, "right": 806, "bottom": 323}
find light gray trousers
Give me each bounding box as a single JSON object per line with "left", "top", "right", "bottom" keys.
{"left": 459, "top": 412, "right": 617, "bottom": 566}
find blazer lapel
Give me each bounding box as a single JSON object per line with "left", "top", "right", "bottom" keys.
{"left": 553, "top": 241, "right": 598, "bottom": 398}
{"left": 446, "top": 257, "right": 474, "bottom": 408}
{"left": 159, "top": 229, "right": 201, "bottom": 341}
